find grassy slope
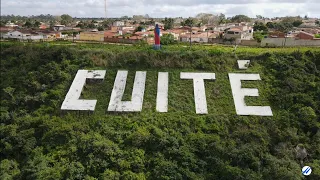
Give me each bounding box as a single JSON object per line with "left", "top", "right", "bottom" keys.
{"left": 0, "top": 42, "right": 319, "bottom": 180}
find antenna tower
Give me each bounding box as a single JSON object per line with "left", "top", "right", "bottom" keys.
{"left": 104, "top": 0, "right": 107, "bottom": 19}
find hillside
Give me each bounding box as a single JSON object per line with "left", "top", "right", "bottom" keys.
{"left": 0, "top": 42, "right": 320, "bottom": 180}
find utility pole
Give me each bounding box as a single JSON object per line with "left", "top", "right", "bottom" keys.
{"left": 72, "top": 27, "right": 75, "bottom": 42}
{"left": 189, "top": 26, "right": 192, "bottom": 48}
{"left": 206, "top": 28, "right": 208, "bottom": 43}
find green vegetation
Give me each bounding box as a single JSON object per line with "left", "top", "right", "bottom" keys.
{"left": 281, "top": 17, "right": 303, "bottom": 27}
{"left": 181, "top": 18, "right": 195, "bottom": 27}
{"left": 253, "top": 22, "right": 269, "bottom": 43}
{"left": 265, "top": 17, "right": 304, "bottom": 33}
{"left": 1, "top": 42, "right": 320, "bottom": 179}
{"left": 253, "top": 22, "right": 268, "bottom": 32}
{"left": 23, "top": 20, "right": 41, "bottom": 29}
{"left": 162, "top": 18, "right": 174, "bottom": 30}
{"left": 60, "top": 14, "right": 73, "bottom": 26}
{"left": 253, "top": 31, "right": 268, "bottom": 43}
{"left": 230, "top": 15, "right": 251, "bottom": 23}
{"left": 160, "top": 34, "right": 176, "bottom": 45}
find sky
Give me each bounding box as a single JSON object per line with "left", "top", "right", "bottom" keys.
{"left": 1, "top": 0, "right": 320, "bottom": 18}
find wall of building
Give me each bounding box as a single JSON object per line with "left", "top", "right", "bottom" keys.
{"left": 79, "top": 32, "right": 104, "bottom": 41}
{"left": 208, "top": 38, "right": 224, "bottom": 44}
{"left": 224, "top": 33, "right": 241, "bottom": 40}
{"left": 297, "top": 33, "right": 314, "bottom": 40}
{"left": 113, "top": 21, "right": 125, "bottom": 27}
{"left": 261, "top": 38, "right": 320, "bottom": 47}
{"left": 240, "top": 40, "right": 260, "bottom": 46}
{"left": 180, "top": 37, "right": 209, "bottom": 43}
{"left": 241, "top": 32, "right": 253, "bottom": 40}
{"left": 104, "top": 37, "right": 141, "bottom": 44}
{"left": 3, "top": 32, "right": 45, "bottom": 41}
{"left": 28, "top": 35, "right": 44, "bottom": 40}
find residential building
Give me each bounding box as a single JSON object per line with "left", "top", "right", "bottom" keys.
{"left": 113, "top": 21, "right": 125, "bottom": 27}
{"left": 39, "top": 24, "right": 48, "bottom": 29}
{"left": 37, "top": 30, "right": 61, "bottom": 40}
{"left": 134, "top": 31, "right": 153, "bottom": 37}
{"left": 269, "top": 32, "right": 286, "bottom": 38}
{"left": 3, "top": 30, "right": 44, "bottom": 41}
{"left": 0, "top": 27, "right": 12, "bottom": 38}
{"left": 5, "top": 23, "right": 18, "bottom": 28}
{"left": 180, "top": 32, "right": 216, "bottom": 43}
{"left": 296, "top": 31, "right": 315, "bottom": 40}
{"left": 224, "top": 26, "right": 253, "bottom": 40}
{"left": 53, "top": 25, "right": 65, "bottom": 31}
{"left": 104, "top": 31, "right": 117, "bottom": 38}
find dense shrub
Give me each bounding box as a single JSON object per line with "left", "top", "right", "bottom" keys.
{"left": 1, "top": 42, "right": 319, "bottom": 179}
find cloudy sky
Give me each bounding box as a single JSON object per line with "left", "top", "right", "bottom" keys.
{"left": 1, "top": 0, "right": 320, "bottom": 18}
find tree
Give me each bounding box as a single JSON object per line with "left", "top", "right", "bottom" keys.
{"left": 275, "top": 22, "right": 293, "bottom": 33}
{"left": 121, "top": 16, "right": 129, "bottom": 19}
{"left": 196, "top": 13, "right": 215, "bottom": 25}
{"left": 0, "top": 159, "right": 21, "bottom": 179}
{"left": 231, "top": 15, "right": 251, "bottom": 23}
{"left": 182, "top": 17, "right": 195, "bottom": 27}
{"left": 97, "top": 26, "right": 104, "bottom": 31}
{"left": 292, "top": 20, "right": 303, "bottom": 27}
{"left": 281, "top": 16, "right": 303, "bottom": 27}
{"left": 208, "top": 15, "right": 219, "bottom": 25}
{"left": 316, "top": 20, "right": 320, "bottom": 26}
{"left": 218, "top": 13, "right": 227, "bottom": 24}
{"left": 256, "top": 15, "right": 263, "bottom": 19}
{"left": 101, "top": 20, "right": 110, "bottom": 28}
{"left": 0, "top": 20, "right": 7, "bottom": 27}
{"left": 253, "top": 22, "right": 268, "bottom": 32}
{"left": 76, "top": 21, "right": 85, "bottom": 29}
{"left": 253, "top": 32, "right": 266, "bottom": 42}
{"left": 163, "top": 17, "right": 174, "bottom": 30}
{"left": 60, "top": 14, "right": 72, "bottom": 25}
{"left": 88, "top": 23, "right": 96, "bottom": 29}
{"left": 135, "top": 25, "right": 144, "bottom": 32}
{"left": 24, "top": 21, "right": 33, "bottom": 28}
{"left": 49, "top": 21, "right": 55, "bottom": 28}
{"left": 34, "top": 21, "right": 41, "bottom": 28}
{"left": 266, "top": 22, "right": 276, "bottom": 29}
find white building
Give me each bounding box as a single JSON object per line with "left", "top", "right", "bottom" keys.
{"left": 224, "top": 26, "right": 253, "bottom": 40}
{"left": 5, "top": 23, "right": 19, "bottom": 28}
{"left": 180, "top": 32, "right": 216, "bottom": 43}
{"left": 3, "top": 31, "right": 44, "bottom": 40}
{"left": 113, "top": 21, "right": 125, "bottom": 27}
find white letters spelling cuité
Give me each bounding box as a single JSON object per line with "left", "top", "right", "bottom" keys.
{"left": 61, "top": 70, "right": 273, "bottom": 116}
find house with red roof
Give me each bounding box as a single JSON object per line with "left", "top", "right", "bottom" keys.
{"left": 296, "top": 31, "right": 316, "bottom": 40}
